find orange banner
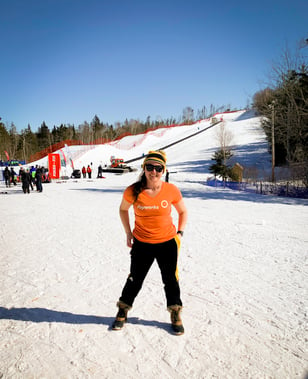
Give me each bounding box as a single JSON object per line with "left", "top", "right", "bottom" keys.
{"left": 48, "top": 153, "right": 61, "bottom": 179}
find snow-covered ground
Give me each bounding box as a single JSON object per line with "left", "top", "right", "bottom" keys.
{"left": 1, "top": 111, "right": 307, "bottom": 378}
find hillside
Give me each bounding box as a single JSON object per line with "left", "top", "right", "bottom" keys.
{"left": 0, "top": 110, "right": 307, "bottom": 378}
{"left": 30, "top": 110, "right": 272, "bottom": 182}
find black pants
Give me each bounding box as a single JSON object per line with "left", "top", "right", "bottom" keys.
{"left": 119, "top": 237, "right": 182, "bottom": 307}
{"left": 22, "top": 183, "right": 30, "bottom": 193}
{"left": 36, "top": 178, "right": 43, "bottom": 192}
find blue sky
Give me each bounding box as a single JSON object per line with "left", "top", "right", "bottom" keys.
{"left": 0, "top": 0, "right": 307, "bottom": 132}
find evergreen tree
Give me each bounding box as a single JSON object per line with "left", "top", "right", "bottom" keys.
{"left": 8, "top": 123, "right": 20, "bottom": 159}
{"left": 37, "top": 122, "right": 51, "bottom": 150}
{"left": 0, "top": 122, "right": 10, "bottom": 161}
{"left": 209, "top": 149, "right": 233, "bottom": 181}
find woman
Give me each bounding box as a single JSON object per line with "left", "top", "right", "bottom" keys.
{"left": 112, "top": 150, "right": 188, "bottom": 335}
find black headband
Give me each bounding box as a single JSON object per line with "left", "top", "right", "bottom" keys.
{"left": 146, "top": 152, "right": 166, "bottom": 163}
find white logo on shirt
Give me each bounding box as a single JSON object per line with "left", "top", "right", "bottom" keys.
{"left": 137, "top": 205, "right": 159, "bottom": 210}
{"left": 161, "top": 200, "right": 168, "bottom": 208}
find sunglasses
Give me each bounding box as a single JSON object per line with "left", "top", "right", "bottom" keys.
{"left": 145, "top": 164, "right": 164, "bottom": 173}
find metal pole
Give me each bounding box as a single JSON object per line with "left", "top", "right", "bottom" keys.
{"left": 271, "top": 103, "right": 275, "bottom": 182}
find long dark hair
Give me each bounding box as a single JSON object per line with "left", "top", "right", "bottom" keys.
{"left": 132, "top": 172, "right": 147, "bottom": 202}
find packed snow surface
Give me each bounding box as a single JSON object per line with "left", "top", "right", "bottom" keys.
{"left": 1, "top": 111, "right": 307, "bottom": 378}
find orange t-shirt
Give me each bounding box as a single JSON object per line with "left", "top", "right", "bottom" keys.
{"left": 123, "top": 182, "right": 182, "bottom": 243}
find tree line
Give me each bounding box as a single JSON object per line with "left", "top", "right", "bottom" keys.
{"left": 252, "top": 41, "right": 308, "bottom": 183}
{"left": 0, "top": 104, "right": 231, "bottom": 163}
{"left": 208, "top": 39, "right": 307, "bottom": 185}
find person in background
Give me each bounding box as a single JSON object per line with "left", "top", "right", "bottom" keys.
{"left": 21, "top": 168, "right": 31, "bottom": 194}
{"left": 112, "top": 150, "right": 188, "bottom": 335}
{"left": 87, "top": 165, "right": 92, "bottom": 179}
{"left": 18, "top": 166, "right": 23, "bottom": 180}
{"left": 82, "top": 166, "right": 86, "bottom": 178}
{"left": 97, "top": 165, "right": 103, "bottom": 178}
{"left": 165, "top": 169, "right": 169, "bottom": 182}
{"left": 10, "top": 167, "right": 17, "bottom": 186}
{"left": 35, "top": 166, "right": 43, "bottom": 192}
{"left": 4, "top": 167, "right": 10, "bottom": 187}
{"left": 30, "top": 166, "right": 36, "bottom": 187}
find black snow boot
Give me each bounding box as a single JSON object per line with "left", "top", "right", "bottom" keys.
{"left": 168, "top": 305, "right": 184, "bottom": 335}
{"left": 112, "top": 301, "right": 131, "bottom": 330}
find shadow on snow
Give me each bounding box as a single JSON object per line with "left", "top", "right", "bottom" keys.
{"left": 170, "top": 142, "right": 271, "bottom": 175}
{"left": 181, "top": 185, "right": 307, "bottom": 205}
{"left": 0, "top": 307, "right": 171, "bottom": 332}
{"left": 69, "top": 188, "right": 124, "bottom": 194}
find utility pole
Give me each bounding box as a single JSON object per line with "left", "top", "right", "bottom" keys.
{"left": 270, "top": 101, "right": 276, "bottom": 182}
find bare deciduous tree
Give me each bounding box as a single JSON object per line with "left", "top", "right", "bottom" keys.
{"left": 182, "top": 106, "right": 194, "bottom": 124}
{"left": 215, "top": 121, "right": 233, "bottom": 160}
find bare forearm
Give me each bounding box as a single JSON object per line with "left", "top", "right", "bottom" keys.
{"left": 119, "top": 209, "right": 131, "bottom": 234}
{"left": 178, "top": 210, "right": 188, "bottom": 231}
{"left": 174, "top": 199, "right": 188, "bottom": 232}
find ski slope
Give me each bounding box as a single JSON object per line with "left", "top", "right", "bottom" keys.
{"left": 0, "top": 110, "right": 307, "bottom": 378}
